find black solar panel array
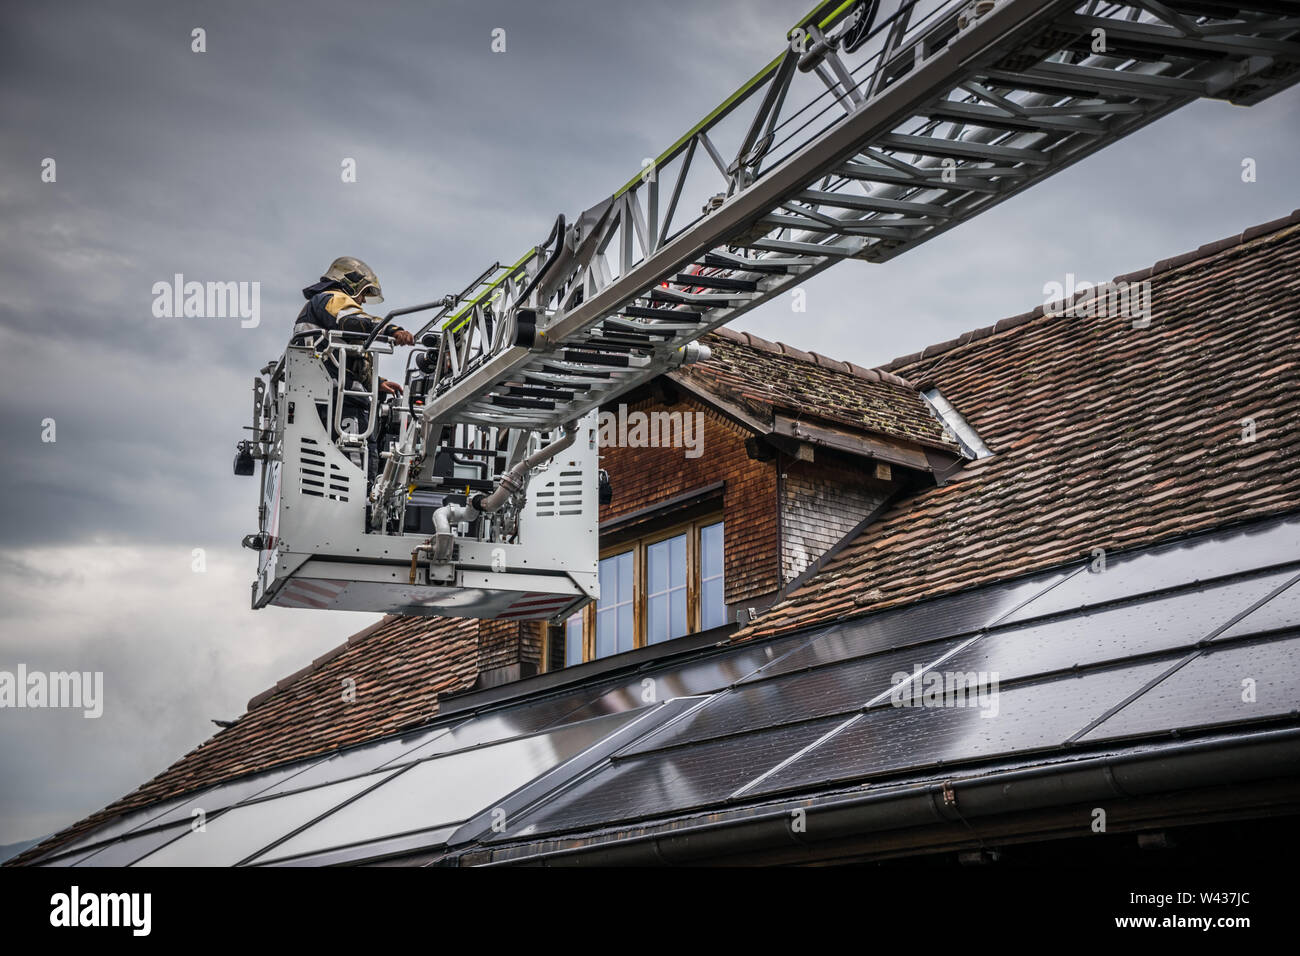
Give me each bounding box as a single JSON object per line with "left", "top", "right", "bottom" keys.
{"left": 31, "top": 512, "right": 1300, "bottom": 866}
{"left": 488, "top": 514, "right": 1300, "bottom": 842}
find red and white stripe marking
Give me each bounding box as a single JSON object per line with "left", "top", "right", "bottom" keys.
{"left": 272, "top": 579, "right": 349, "bottom": 609}
{"left": 496, "top": 592, "right": 579, "bottom": 620}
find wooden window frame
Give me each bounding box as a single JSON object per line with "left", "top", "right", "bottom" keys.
{"left": 541, "top": 513, "right": 724, "bottom": 670}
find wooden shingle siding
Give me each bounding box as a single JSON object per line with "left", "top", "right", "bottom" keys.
{"left": 781, "top": 461, "right": 890, "bottom": 584}
{"left": 599, "top": 394, "right": 780, "bottom": 605}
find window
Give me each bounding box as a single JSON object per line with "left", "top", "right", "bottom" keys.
{"left": 545, "top": 517, "right": 726, "bottom": 668}
{"left": 596, "top": 550, "right": 635, "bottom": 657}
{"left": 646, "top": 533, "right": 688, "bottom": 645}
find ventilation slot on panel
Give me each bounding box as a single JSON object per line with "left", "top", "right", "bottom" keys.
{"left": 299, "top": 439, "right": 350, "bottom": 502}
{"left": 557, "top": 471, "right": 584, "bottom": 516}
{"left": 534, "top": 470, "right": 585, "bottom": 518}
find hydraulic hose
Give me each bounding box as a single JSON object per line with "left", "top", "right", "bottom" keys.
{"left": 430, "top": 423, "right": 578, "bottom": 562}
{"left": 514, "top": 214, "right": 567, "bottom": 307}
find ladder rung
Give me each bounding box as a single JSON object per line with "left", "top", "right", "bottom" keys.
{"left": 702, "top": 251, "right": 805, "bottom": 273}
{"left": 570, "top": 339, "right": 649, "bottom": 354}
{"left": 525, "top": 369, "right": 613, "bottom": 386}
{"left": 797, "top": 188, "right": 952, "bottom": 218}
{"left": 923, "top": 100, "right": 1105, "bottom": 135}
{"left": 503, "top": 384, "right": 576, "bottom": 401}
{"left": 602, "top": 318, "right": 689, "bottom": 338}
{"left": 836, "top": 161, "right": 1002, "bottom": 194}
{"left": 673, "top": 273, "right": 759, "bottom": 292}
{"left": 489, "top": 395, "right": 556, "bottom": 410}
{"left": 980, "top": 65, "right": 1197, "bottom": 99}
{"left": 744, "top": 238, "right": 860, "bottom": 257}
{"left": 648, "top": 287, "right": 742, "bottom": 306}
{"left": 589, "top": 329, "right": 655, "bottom": 344}
{"left": 521, "top": 375, "right": 580, "bottom": 391}
{"left": 877, "top": 132, "right": 1051, "bottom": 166}
{"left": 561, "top": 349, "right": 630, "bottom": 368}
{"left": 761, "top": 213, "right": 919, "bottom": 239}
{"left": 622, "top": 305, "right": 703, "bottom": 322}
{"left": 534, "top": 363, "right": 614, "bottom": 379}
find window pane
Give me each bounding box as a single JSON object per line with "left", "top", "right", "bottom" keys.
{"left": 618, "top": 603, "right": 634, "bottom": 653}
{"left": 701, "top": 522, "right": 723, "bottom": 579}
{"left": 596, "top": 550, "right": 634, "bottom": 660}
{"left": 702, "top": 578, "right": 725, "bottom": 630}
{"left": 596, "top": 608, "right": 615, "bottom": 658}
{"left": 700, "top": 521, "right": 725, "bottom": 630}
{"left": 670, "top": 588, "right": 687, "bottom": 639}
{"left": 670, "top": 535, "right": 687, "bottom": 589}
{"left": 648, "top": 593, "right": 667, "bottom": 644}
{"left": 565, "top": 614, "right": 583, "bottom": 666}
{"left": 648, "top": 543, "right": 667, "bottom": 593}
{"left": 617, "top": 551, "right": 633, "bottom": 604}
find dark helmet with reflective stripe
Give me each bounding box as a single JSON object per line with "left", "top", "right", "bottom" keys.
{"left": 321, "top": 256, "right": 383, "bottom": 303}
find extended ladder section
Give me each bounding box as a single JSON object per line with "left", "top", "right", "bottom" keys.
{"left": 416, "top": 0, "right": 1299, "bottom": 438}
{"left": 245, "top": 0, "right": 1299, "bottom": 621}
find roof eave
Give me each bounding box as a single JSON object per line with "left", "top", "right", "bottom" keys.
{"left": 442, "top": 725, "right": 1300, "bottom": 867}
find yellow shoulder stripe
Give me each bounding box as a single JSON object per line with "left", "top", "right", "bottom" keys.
{"left": 322, "top": 290, "right": 365, "bottom": 318}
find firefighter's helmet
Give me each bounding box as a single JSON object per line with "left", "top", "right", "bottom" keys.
{"left": 322, "top": 256, "right": 383, "bottom": 303}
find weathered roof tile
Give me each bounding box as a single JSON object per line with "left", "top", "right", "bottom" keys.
{"left": 741, "top": 217, "right": 1300, "bottom": 642}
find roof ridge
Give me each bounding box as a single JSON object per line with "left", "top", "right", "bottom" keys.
{"left": 707, "top": 326, "right": 914, "bottom": 388}
{"left": 877, "top": 208, "right": 1300, "bottom": 374}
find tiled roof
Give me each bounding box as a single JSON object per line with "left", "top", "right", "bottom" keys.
{"left": 743, "top": 210, "right": 1300, "bottom": 640}
{"left": 674, "top": 328, "right": 956, "bottom": 450}
{"left": 14, "top": 210, "right": 1300, "bottom": 865}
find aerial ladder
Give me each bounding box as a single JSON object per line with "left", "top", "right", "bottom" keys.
{"left": 236, "top": 0, "right": 1300, "bottom": 620}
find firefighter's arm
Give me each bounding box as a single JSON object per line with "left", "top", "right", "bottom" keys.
{"left": 343, "top": 312, "right": 414, "bottom": 346}
{"left": 320, "top": 292, "right": 413, "bottom": 343}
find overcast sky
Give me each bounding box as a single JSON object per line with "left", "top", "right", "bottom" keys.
{"left": 1, "top": 0, "right": 1297, "bottom": 848}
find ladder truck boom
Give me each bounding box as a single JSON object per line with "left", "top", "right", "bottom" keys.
{"left": 239, "top": 0, "right": 1300, "bottom": 621}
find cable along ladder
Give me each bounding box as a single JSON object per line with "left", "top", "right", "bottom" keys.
{"left": 244, "top": 0, "right": 1300, "bottom": 620}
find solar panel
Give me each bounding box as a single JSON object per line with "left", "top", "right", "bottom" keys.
{"left": 132, "top": 771, "right": 393, "bottom": 867}
{"left": 490, "top": 716, "right": 845, "bottom": 839}
{"left": 1002, "top": 514, "right": 1300, "bottom": 625}
{"left": 402, "top": 634, "right": 815, "bottom": 757}
{"left": 247, "top": 708, "right": 647, "bottom": 864}
{"left": 136, "top": 760, "right": 328, "bottom": 830}
{"left": 747, "top": 658, "right": 1175, "bottom": 798}
{"left": 552, "top": 629, "right": 818, "bottom": 724}
{"left": 743, "top": 569, "right": 1069, "bottom": 683}
{"left": 1215, "top": 575, "right": 1300, "bottom": 641}
{"left": 939, "top": 570, "right": 1297, "bottom": 685}
{"left": 34, "top": 846, "right": 102, "bottom": 867}
{"left": 1079, "top": 632, "right": 1300, "bottom": 742}
{"left": 621, "top": 636, "right": 969, "bottom": 757}
{"left": 254, "top": 722, "right": 471, "bottom": 798}
{"left": 262, "top": 826, "right": 461, "bottom": 867}
{"left": 35, "top": 759, "right": 323, "bottom": 863}
{"left": 72, "top": 823, "right": 194, "bottom": 867}
{"left": 30, "top": 792, "right": 195, "bottom": 864}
